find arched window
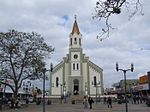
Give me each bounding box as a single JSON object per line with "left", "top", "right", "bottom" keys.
{"left": 74, "top": 38, "right": 77, "bottom": 41}
{"left": 73, "top": 63, "right": 75, "bottom": 70}
{"left": 56, "top": 77, "right": 59, "bottom": 87}
{"left": 74, "top": 38, "right": 77, "bottom": 44}
{"left": 77, "top": 63, "right": 79, "bottom": 70}
{"left": 94, "top": 76, "right": 97, "bottom": 86}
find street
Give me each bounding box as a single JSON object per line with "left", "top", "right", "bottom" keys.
{"left": 2, "top": 102, "right": 150, "bottom": 112}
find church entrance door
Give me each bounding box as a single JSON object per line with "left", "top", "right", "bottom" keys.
{"left": 73, "top": 79, "right": 79, "bottom": 95}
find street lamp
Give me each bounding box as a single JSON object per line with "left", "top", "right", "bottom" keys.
{"left": 85, "top": 82, "right": 88, "bottom": 96}
{"left": 92, "top": 78, "right": 100, "bottom": 104}
{"left": 116, "top": 63, "right": 134, "bottom": 112}
{"left": 63, "top": 85, "right": 67, "bottom": 103}
{"left": 42, "top": 63, "right": 53, "bottom": 112}
{"left": 60, "top": 82, "right": 66, "bottom": 104}
{"left": 95, "top": 82, "right": 100, "bottom": 104}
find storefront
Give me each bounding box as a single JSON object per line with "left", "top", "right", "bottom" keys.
{"left": 136, "top": 73, "right": 150, "bottom": 95}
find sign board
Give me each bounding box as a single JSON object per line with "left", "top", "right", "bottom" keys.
{"left": 135, "top": 84, "right": 149, "bottom": 91}
{"left": 139, "top": 75, "right": 148, "bottom": 84}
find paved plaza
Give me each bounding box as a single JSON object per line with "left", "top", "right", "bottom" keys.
{"left": 1, "top": 102, "right": 150, "bottom": 112}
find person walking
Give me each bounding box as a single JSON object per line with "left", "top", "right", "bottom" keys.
{"left": 133, "top": 95, "right": 136, "bottom": 104}
{"left": 83, "top": 96, "right": 88, "bottom": 109}
{"left": 104, "top": 97, "right": 106, "bottom": 104}
{"left": 107, "top": 97, "right": 112, "bottom": 108}
{"left": 88, "top": 97, "right": 94, "bottom": 109}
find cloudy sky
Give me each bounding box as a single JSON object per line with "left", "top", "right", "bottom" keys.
{"left": 0, "top": 0, "right": 150, "bottom": 89}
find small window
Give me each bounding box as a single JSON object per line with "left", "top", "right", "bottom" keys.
{"left": 73, "top": 63, "right": 75, "bottom": 70}
{"left": 77, "top": 63, "right": 79, "bottom": 70}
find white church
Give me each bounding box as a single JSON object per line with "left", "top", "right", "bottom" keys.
{"left": 50, "top": 16, "right": 104, "bottom": 98}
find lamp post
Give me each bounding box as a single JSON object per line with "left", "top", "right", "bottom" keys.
{"left": 60, "top": 82, "right": 66, "bottom": 104}
{"left": 95, "top": 82, "right": 100, "bottom": 104}
{"left": 85, "top": 82, "right": 88, "bottom": 96}
{"left": 63, "top": 85, "right": 66, "bottom": 103}
{"left": 42, "top": 63, "right": 53, "bottom": 112}
{"left": 116, "top": 63, "right": 134, "bottom": 112}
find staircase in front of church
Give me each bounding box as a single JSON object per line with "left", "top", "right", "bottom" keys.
{"left": 69, "top": 95, "right": 84, "bottom": 104}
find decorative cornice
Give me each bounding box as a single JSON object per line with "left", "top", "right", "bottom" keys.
{"left": 52, "top": 61, "right": 64, "bottom": 74}
{"left": 88, "top": 60, "right": 103, "bottom": 72}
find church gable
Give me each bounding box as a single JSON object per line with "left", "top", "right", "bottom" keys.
{"left": 88, "top": 61, "right": 103, "bottom": 73}
{"left": 52, "top": 61, "right": 64, "bottom": 74}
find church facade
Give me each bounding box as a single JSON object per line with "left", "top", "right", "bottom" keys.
{"left": 50, "top": 17, "right": 104, "bottom": 97}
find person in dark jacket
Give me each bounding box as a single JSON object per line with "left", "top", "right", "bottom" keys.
{"left": 88, "top": 97, "right": 94, "bottom": 109}
{"left": 107, "top": 97, "right": 112, "bottom": 108}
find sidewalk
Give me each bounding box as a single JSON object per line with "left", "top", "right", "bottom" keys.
{"left": 2, "top": 102, "right": 150, "bottom": 112}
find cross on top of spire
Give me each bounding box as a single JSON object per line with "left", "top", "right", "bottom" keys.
{"left": 74, "top": 15, "right": 77, "bottom": 20}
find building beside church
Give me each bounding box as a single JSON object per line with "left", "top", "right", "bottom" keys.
{"left": 50, "top": 16, "right": 104, "bottom": 97}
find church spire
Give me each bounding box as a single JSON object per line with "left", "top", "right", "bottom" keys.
{"left": 71, "top": 15, "right": 80, "bottom": 34}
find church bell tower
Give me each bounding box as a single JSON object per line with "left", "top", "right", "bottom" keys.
{"left": 68, "top": 15, "right": 83, "bottom": 95}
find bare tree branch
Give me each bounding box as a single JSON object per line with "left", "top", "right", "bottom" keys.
{"left": 93, "top": 0, "right": 143, "bottom": 41}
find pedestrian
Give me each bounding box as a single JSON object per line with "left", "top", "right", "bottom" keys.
{"left": 107, "top": 97, "right": 112, "bottom": 108}
{"left": 64, "top": 95, "right": 67, "bottom": 103}
{"left": 133, "top": 95, "right": 136, "bottom": 104}
{"left": 88, "top": 97, "right": 94, "bottom": 109}
{"left": 136, "top": 95, "right": 140, "bottom": 104}
{"left": 83, "top": 96, "right": 88, "bottom": 109}
{"left": 103, "top": 97, "right": 106, "bottom": 104}
{"left": 139, "top": 95, "right": 143, "bottom": 104}
{"left": 10, "top": 98, "right": 15, "bottom": 109}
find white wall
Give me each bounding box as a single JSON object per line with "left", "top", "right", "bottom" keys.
{"left": 82, "top": 63, "right": 88, "bottom": 90}
{"left": 64, "top": 63, "right": 69, "bottom": 91}
{"left": 89, "top": 67, "right": 102, "bottom": 95}
{"left": 51, "top": 68, "right": 63, "bottom": 95}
